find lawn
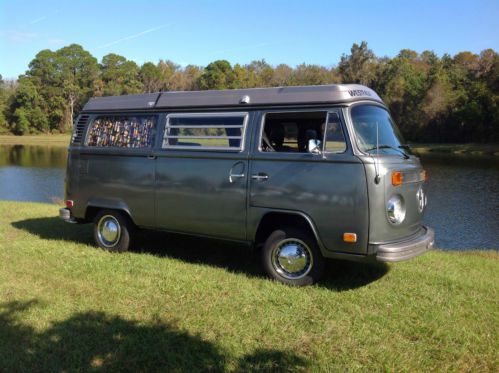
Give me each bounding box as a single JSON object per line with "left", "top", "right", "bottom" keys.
{"left": 0, "top": 134, "right": 71, "bottom": 147}
{"left": 0, "top": 201, "right": 497, "bottom": 371}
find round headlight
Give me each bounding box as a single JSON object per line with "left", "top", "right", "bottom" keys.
{"left": 387, "top": 195, "right": 406, "bottom": 225}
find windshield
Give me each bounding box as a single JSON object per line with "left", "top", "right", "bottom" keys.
{"left": 350, "top": 104, "right": 410, "bottom": 156}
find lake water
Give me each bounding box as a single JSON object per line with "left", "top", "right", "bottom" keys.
{"left": 0, "top": 144, "right": 498, "bottom": 249}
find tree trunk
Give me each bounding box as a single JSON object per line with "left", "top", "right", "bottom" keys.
{"left": 68, "top": 94, "right": 75, "bottom": 131}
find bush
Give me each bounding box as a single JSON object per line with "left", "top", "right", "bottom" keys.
{"left": 12, "top": 108, "right": 30, "bottom": 135}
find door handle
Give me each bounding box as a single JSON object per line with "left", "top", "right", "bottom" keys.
{"left": 229, "top": 173, "right": 245, "bottom": 183}
{"left": 229, "top": 160, "right": 245, "bottom": 183}
{"left": 251, "top": 173, "right": 269, "bottom": 181}
{"left": 147, "top": 155, "right": 157, "bottom": 160}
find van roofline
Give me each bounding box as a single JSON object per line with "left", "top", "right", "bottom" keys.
{"left": 81, "top": 84, "right": 384, "bottom": 112}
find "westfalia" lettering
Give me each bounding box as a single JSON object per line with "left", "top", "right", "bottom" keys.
{"left": 348, "top": 89, "right": 371, "bottom": 97}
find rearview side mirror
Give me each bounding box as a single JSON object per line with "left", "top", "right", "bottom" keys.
{"left": 308, "top": 139, "right": 322, "bottom": 155}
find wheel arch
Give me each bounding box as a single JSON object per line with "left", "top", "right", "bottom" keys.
{"left": 84, "top": 198, "right": 135, "bottom": 225}
{"left": 253, "top": 210, "right": 326, "bottom": 252}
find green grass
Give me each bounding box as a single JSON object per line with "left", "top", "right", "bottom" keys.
{"left": 411, "top": 143, "right": 499, "bottom": 156}
{"left": 0, "top": 201, "right": 497, "bottom": 372}
{"left": 0, "top": 134, "right": 71, "bottom": 146}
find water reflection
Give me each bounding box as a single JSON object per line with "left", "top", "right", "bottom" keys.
{"left": 0, "top": 144, "right": 67, "bottom": 168}
{"left": 0, "top": 145, "right": 497, "bottom": 249}
{"left": 420, "top": 153, "right": 499, "bottom": 249}
{"left": 0, "top": 145, "right": 67, "bottom": 203}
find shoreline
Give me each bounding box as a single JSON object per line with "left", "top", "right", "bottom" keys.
{"left": 410, "top": 143, "right": 499, "bottom": 157}
{"left": 1, "top": 134, "right": 498, "bottom": 156}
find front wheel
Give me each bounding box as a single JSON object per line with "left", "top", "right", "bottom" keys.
{"left": 262, "top": 227, "right": 325, "bottom": 286}
{"left": 93, "top": 210, "right": 134, "bottom": 252}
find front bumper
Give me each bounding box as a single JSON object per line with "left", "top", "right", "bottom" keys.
{"left": 374, "top": 226, "right": 435, "bottom": 262}
{"left": 59, "top": 208, "right": 77, "bottom": 223}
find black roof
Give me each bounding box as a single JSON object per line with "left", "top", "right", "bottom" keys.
{"left": 82, "top": 84, "right": 383, "bottom": 112}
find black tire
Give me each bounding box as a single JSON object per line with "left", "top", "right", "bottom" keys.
{"left": 93, "top": 210, "right": 134, "bottom": 252}
{"left": 261, "top": 227, "right": 325, "bottom": 286}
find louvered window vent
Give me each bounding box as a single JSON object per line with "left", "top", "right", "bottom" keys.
{"left": 71, "top": 115, "right": 89, "bottom": 144}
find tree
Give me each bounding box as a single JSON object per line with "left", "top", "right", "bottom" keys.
{"left": 0, "top": 74, "right": 7, "bottom": 131}
{"left": 25, "top": 44, "right": 98, "bottom": 132}
{"left": 157, "top": 60, "right": 182, "bottom": 91}
{"left": 246, "top": 60, "right": 274, "bottom": 87}
{"left": 182, "top": 65, "right": 203, "bottom": 90}
{"left": 8, "top": 77, "right": 49, "bottom": 134}
{"left": 338, "top": 41, "right": 378, "bottom": 85}
{"left": 376, "top": 50, "right": 430, "bottom": 140}
{"left": 100, "top": 53, "right": 142, "bottom": 96}
{"left": 57, "top": 45, "right": 99, "bottom": 131}
{"left": 139, "top": 62, "right": 162, "bottom": 93}
{"left": 12, "top": 107, "right": 30, "bottom": 135}
{"left": 2, "top": 42, "right": 497, "bottom": 142}
{"left": 271, "top": 64, "right": 294, "bottom": 86}
{"left": 293, "top": 64, "right": 337, "bottom": 85}
{"left": 232, "top": 64, "right": 259, "bottom": 88}
{"left": 197, "top": 60, "right": 235, "bottom": 90}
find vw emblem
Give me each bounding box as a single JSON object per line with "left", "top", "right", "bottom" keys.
{"left": 416, "top": 186, "right": 426, "bottom": 213}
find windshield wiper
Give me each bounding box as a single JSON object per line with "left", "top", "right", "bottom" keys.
{"left": 365, "top": 144, "right": 409, "bottom": 159}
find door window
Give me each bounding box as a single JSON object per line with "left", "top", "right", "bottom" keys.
{"left": 260, "top": 111, "right": 328, "bottom": 153}
{"left": 260, "top": 110, "right": 347, "bottom": 154}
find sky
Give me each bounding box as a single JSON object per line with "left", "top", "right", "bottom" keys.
{"left": 1, "top": 0, "right": 498, "bottom": 79}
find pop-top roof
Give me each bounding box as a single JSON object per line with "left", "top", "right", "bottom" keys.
{"left": 82, "top": 84, "right": 383, "bottom": 111}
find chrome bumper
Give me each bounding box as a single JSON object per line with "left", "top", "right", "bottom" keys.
{"left": 374, "top": 226, "right": 435, "bottom": 262}
{"left": 59, "top": 208, "right": 77, "bottom": 223}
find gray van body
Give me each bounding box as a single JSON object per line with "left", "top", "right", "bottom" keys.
{"left": 61, "top": 84, "right": 434, "bottom": 262}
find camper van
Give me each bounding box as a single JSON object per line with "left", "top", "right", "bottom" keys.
{"left": 60, "top": 84, "right": 434, "bottom": 286}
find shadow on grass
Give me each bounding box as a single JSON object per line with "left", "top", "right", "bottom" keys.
{"left": 0, "top": 300, "right": 306, "bottom": 372}
{"left": 12, "top": 217, "right": 389, "bottom": 291}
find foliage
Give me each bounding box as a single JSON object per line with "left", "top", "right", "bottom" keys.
{"left": 338, "top": 41, "right": 378, "bottom": 86}
{"left": 98, "top": 53, "right": 142, "bottom": 96}
{"left": 0, "top": 201, "right": 498, "bottom": 371}
{"left": 198, "top": 60, "right": 235, "bottom": 90}
{"left": 8, "top": 44, "right": 99, "bottom": 134}
{"left": 1, "top": 42, "right": 498, "bottom": 142}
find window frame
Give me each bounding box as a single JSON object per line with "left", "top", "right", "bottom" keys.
{"left": 84, "top": 113, "right": 159, "bottom": 149}
{"left": 161, "top": 112, "right": 249, "bottom": 152}
{"left": 322, "top": 109, "right": 348, "bottom": 155}
{"left": 257, "top": 108, "right": 348, "bottom": 155}
{"left": 348, "top": 103, "right": 406, "bottom": 157}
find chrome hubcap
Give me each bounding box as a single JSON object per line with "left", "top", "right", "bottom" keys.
{"left": 97, "top": 215, "right": 121, "bottom": 247}
{"left": 271, "top": 238, "right": 313, "bottom": 280}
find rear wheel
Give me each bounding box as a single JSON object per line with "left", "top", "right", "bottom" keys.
{"left": 93, "top": 210, "right": 134, "bottom": 252}
{"left": 262, "top": 227, "right": 325, "bottom": 286}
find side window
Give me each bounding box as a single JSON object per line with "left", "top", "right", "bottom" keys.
{"left": 260, "top": 111, "right": 327, "bottom": 153}
{"left": 162, "top": 113, "right": 247, "bottom": 151}
{"left": 324, "top": 111, "right": 347, "bottom": 153}
{"left": 86, "top": 115, "right": 156, "bottom": 148}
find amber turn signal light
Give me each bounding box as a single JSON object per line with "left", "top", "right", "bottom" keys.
{"left": 422, "top": 169, "right": 429, "bottom": 182}
{"left": 391, "top": 171, "right": 403, "bottom": 186}
{"left": 343, "top": 233, "right": 357, "bottom": 243}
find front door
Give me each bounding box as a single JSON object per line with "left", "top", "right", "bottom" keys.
{"left": 154, "top": 112, "right": 250, "bottom": 240}
{"left": 249, "top": 109, "right": 369, "bottom": 254}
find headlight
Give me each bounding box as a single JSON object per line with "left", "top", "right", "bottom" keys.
{"left": 387, "top": 195, "right": 406, "bottom": 224}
